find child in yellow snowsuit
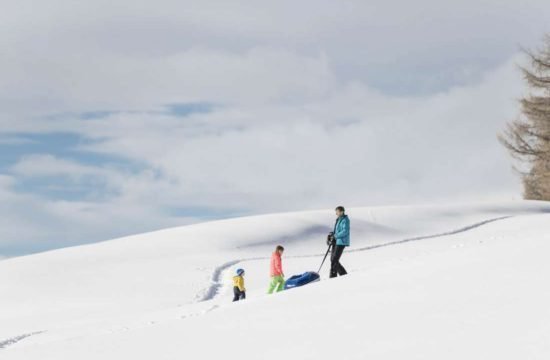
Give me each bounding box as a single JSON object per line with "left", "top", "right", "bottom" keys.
{"left": 233, "top": 268, "right": 246, "bottom": 302}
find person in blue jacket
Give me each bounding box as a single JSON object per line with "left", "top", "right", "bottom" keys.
{"left": 329, "top": 206, "right": 350, "bottom": 278}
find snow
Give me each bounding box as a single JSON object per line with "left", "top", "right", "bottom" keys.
{"left": 1, "top": 201, "right": 550, "bottom": 359}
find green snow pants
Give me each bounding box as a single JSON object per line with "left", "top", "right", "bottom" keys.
{"left": 267, "top": 275, "right": 285, "bottom": 294}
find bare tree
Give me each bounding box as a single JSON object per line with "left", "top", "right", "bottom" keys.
{"left": 499, "top": 34, "right": 550, "bottom": 200}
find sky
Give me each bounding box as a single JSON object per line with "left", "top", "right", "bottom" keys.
{"left": 1, "top": 0, "right": 549, "bottom": 257}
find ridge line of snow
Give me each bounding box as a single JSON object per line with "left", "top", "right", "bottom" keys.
{"left": 198, "top": 215, "right": 512, "bottom": 302}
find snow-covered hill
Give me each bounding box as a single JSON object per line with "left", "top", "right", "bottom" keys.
{"left": 1, "top": 201, "right": 550, "bottom": 359}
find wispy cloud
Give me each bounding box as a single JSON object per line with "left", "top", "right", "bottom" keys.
{"left": 0, "top": 136, "right": 36, "bottom": 145}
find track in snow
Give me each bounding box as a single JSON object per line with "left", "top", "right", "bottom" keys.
{"left": 348, "top": 216, "right": 511, "bottom": 253}
{"left": 197, "top": 260, "right": 243, "bottom": 301}
{"left": 0, "top": 332, "right": 44, "bottom": 350}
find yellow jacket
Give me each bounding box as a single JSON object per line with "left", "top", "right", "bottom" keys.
{"left": 233, "top": 275, "right": 245, "bottom": 291}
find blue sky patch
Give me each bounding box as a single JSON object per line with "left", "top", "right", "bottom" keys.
{"left": 165, "top": 102, "right": 215, "bottom": 117}
{"left": 165, "top": 206, "right": 249, "bottom": 220}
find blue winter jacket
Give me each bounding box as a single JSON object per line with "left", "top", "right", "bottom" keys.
{"left": 333, "top": 215, "right": 350, "bottom": 246}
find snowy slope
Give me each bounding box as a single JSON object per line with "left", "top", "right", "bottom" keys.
{"left": 1, "top": 201, "right": 550, "bottom": 359}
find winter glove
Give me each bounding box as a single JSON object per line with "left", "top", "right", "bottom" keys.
{"left": 327, "top": 232, "right": 335, "bottom": 246}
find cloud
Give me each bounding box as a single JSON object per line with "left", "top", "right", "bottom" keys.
{"left": 9, "top": 53, "right": 523, "bottom": 212}
{"left": 0, "top": 136, "right": 36, "bottom": 145}
{"left": 0, "top": 169, "right": 200, "bottom": 256}
{"left": 12, "top": 154, "right": 106, "bottom": 178}
{"left": 0, "top": 0, "right": 546, "bottom": 255}
{"left": 74, "top": 54, "right": 523, "bottom": 207}
{"left": 2, "top": 0, "right": 549, "bottom": 119}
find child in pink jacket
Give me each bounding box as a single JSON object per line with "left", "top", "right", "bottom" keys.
{"left": 268, "top": 245, "right": 285, "bottom": 294}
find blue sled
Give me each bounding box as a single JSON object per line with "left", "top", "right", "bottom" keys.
{"left": 284, "top": 271, "right": 320, "bottom": 290}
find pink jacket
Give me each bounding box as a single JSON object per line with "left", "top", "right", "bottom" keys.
{"left": 270, "top": 252, "right": 283, "bottom": 277}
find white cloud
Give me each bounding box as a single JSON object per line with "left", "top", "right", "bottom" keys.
{"left": 12, "top": 154, "right": 105, "bottom": 178}
{"left": 34, "top": 54, "right": 522, "bottom": 213}
{"left": 1, "top": 0, "right": 549, "bottom": 118}
{"left": 0, "top": 0, "right": 544, "bottom": 255}
{"left": 0, "top": 169, "right": 200, "bottom": 256}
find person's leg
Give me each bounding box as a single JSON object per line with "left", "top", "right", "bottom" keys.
{"left": 240, "top": 291, "right": 246, "bottom": 300}
{"left": 267, "top": 277, "right": 277, "bottom": 294}
{"left": 275, "top": 276, "right": 285, "bottom": 292}
{"left": 336, "top": 245, "right": 347, "bottom": 275}
{"left": 333, "top": 245, "right": 347, "bottom": 276}
{"left": 233, "top": 287, "right": 240, "bottom": 302}
{"left": 338, "top": 264, "right": 347, "bottom": 275}
{"left": 337, "top": 263, "right": 347, "bottom": 275}
{"left": 330, "top": 247, "right": 338, "bottom": 278}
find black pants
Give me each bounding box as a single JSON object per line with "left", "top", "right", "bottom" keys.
{"left": 233, "top": 287, "right": 246, "bottom": 302}
{"left": 330, "top": 245, "right": 348, "bottom": 278}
